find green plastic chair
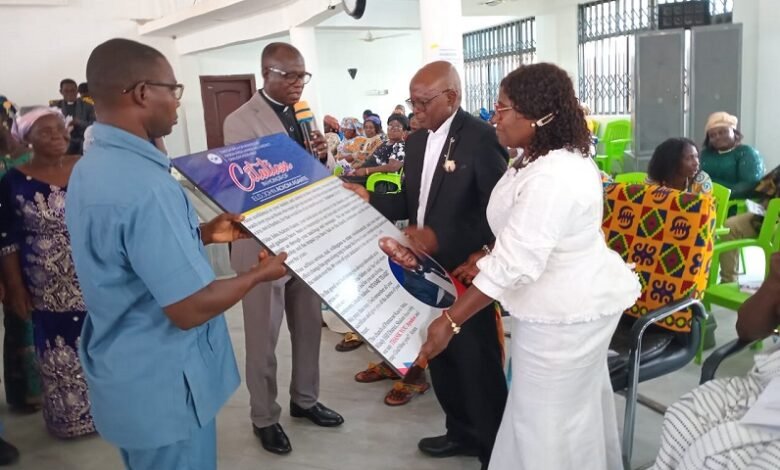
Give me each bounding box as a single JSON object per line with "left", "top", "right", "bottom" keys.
{"left": 595, "top": 119, "right": 632, "bottom": 174}
{"left": 614, "top": 172, "right": 647, "bottom": 184}
{"left": 712, "top": 183, "right": 732, "bottom": 238}
{"left": 697, "top": 198, "right": 780, "bottom": 363}
{"left": 333, "top": 166, "right": 345, "bottom": 176}
{"left": 366, "top": 172, "right": 402, "bottom": 194}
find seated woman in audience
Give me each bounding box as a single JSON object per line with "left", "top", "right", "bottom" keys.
{"left": 651, "top": 253, "right": 780, "bottom": 470}
{"left": 647, "top": 137, "right": 712, "bottom": 194}
{"left": 700, "top": 112, "right": 763, "bottom": 199}
{"left": 351, "top": 114, "right": 408, "bottom": 178}
{"left": 336, "top": 117, "right": 366, "bottom": 172}
{"left": 408, "top": 113, "right": 421, "bottom": 133}
{"left": 0, "top": 96, "right": 41, "bottom": 413}
{"left": 360, "top": 114, "right": 385, "bottom": 163}
{"left": 0, "top": 107, "right": 95, "bottom": 438}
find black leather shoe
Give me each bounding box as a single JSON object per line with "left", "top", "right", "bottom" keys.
{"left": 253, "top": 423, "right": 291, "bottom": 455}
{"left": 418, "top": 435, "right": 479, "bottom": 458}
{"left": 290, "top": 402, "right": 344, "bottom": 427}
{"left": 0, "top": 437, "right": 19, "bottom": 466}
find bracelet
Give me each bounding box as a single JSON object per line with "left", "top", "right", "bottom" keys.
{"left": 482, "top": 244, "right": 492, "bottom": 255}
{"left": 443, "top": 311, "right": 461, "bottom": 335}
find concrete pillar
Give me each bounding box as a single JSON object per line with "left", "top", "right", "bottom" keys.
{"left": 419, "top": 0, "right": 465, "bottom": 80}
{"left": 289, "top": 26, "right": 324, "bottom": 121}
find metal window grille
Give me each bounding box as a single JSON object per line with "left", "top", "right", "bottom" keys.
{"left": 463, "top": 18, "right": 536, "bottom": 113}
{"left": 578, "top": 0, "right": 732, "bottom": 115}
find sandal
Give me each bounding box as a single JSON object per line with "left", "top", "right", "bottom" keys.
{"left": 384, "top": 380, "right": 430, "bottom": 406}
{"left": 354, "top": 362, "right": 400, "bottom": 383}
{"left": 335, "top": 332, "right": 364, "bottom": 352}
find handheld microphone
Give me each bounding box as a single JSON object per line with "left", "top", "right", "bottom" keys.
{"left": 294, "top": 101, "right": 318, "bottom": 158}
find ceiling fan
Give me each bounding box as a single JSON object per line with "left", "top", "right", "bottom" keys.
{"left": 359, "top": 31, "right": 409, "bottom": 42}
{"left": 479, "top": 0, "right": 519, "bottom": 6}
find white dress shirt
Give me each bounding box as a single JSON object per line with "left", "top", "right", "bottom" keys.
{"left": 473, "top": 149, "right": 640, "bottom": 324}
{"left": 417, "top": 111, "right": 457, "bottom": 225}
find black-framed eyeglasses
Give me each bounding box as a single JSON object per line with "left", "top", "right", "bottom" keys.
{"left": 267, "top": 67, "right": 312, "bottom": 85}
{"left": 405, "top": 89, "right": 449, "bottom": 111}
{"left": 122, "top": 81, "right": 185, "bottom": 100}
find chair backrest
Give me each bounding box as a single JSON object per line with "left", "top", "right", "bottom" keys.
{"left": 602, "top": 119, "right": 632, "bottom": 144}
{"left": 602, "top": 183, "right": 716, "bottom": 332}
{"left": 366, "top": 172, "right": 402, "bottom": 194}
{"left": 614, "top": 172, "right": 647, "bottom": 184}
{"left": 333, "top": 166, "right": 345, "bottom": 176}
{"left": 605, "top": 138, "right": 631, "bottom": 159}
{"left": 711, "top": 182, "right": 731, "bottom": 229}
{"left": 756, "top": 198, "right": 780, "bottom": 274}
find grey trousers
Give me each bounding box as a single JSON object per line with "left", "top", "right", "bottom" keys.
{"left": 231, "top": 239, "right": 322, "bottom": 428}
{"left": 719, "top": 213, "right": 758, "bottom": 283}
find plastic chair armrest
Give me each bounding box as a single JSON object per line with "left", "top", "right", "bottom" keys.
{"left": 712, "top": 238, "right": 761, "bottom": 257}
{"left": 699, "top": 338, "right": 752, "bottom": 384}
{"left": 715, "top": 227, "right": 731, "bottom": 237}
{"left": 628, "top": 297, "right": 707, "bottom": 351}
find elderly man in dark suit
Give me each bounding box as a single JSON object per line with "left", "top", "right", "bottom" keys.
{"left": 346, "top": 61, "right": 508, "bottom": 470}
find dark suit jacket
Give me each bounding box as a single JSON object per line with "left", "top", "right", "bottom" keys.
{"left": 371, "top": 108, "right": 508, "bottom": 271}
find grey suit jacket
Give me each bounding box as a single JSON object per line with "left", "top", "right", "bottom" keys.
{"left": 223, "top": 92, "right": 286, "bottom": 145}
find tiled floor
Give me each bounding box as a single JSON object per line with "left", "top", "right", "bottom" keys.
{"left": 0, "top": 246, "right": 767, "bottom": 469}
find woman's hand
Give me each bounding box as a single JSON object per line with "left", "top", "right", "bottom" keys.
{"left": 452, "top": 250, "right": 487, "bottom": 285}
{"left": 418, "top": 314, "right": 455, "bottom": 364}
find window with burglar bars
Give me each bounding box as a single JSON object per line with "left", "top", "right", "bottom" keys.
{"left": 463, "top": 18, "right": 536, "bottom": 113}
{"left": 578, "top": 0, "right": 732, "bottom": 115}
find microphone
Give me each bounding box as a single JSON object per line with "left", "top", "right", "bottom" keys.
{"left": 294, "top": 101, "right": 318, "bottom": 158}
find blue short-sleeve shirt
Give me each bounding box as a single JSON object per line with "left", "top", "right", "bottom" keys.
{"left": 65, "top": 123, "right": 240, "bottom": 449}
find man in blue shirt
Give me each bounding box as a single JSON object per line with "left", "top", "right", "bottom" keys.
{"left": 66, "top": 38, "right": 288, "bottom": 469}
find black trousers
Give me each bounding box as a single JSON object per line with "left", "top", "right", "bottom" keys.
{"left": 428, "top": 304, "right": 508, "bottom": 464}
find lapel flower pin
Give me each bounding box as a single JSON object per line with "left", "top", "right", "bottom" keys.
{"left": 442, "top": 137, "right": 456, "bottom": 172}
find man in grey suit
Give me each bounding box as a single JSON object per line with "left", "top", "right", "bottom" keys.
{"left": 223, "top": 43, "right": 343, "bottom": 455}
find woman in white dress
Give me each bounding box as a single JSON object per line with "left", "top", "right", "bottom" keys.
{"left": 418, "top": 63, "right": 641, "bottom": 470}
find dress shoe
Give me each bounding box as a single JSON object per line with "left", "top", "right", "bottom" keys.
{"left": 252, "top": 423, "right": 291, "bottom": 455}
{"left": 418, "top": 435, "right": 479, "bottom": 458}
{"left": 0, "top": 438, "right": 19, "bottom": 466}
{"left": 290, "top": 401, "right": 344, "bottom": 427}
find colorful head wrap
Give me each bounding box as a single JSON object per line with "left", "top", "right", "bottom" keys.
{"left": 11, "top": 107, "right": 68, "bottom": 143}
{"left": 341, "top": 117, "right": 363, "bottom": 131}
{"left": 0, "top": 96, "right": 18, "bottom": 131}
{"left": 365, "top": 115, "right": 381, "bottom": 128}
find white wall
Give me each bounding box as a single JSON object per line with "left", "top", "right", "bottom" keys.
{"left": 315, "top": 30, "right": 423, "bottom": 122}
{"left": 0, "top": 0, "right": 189, "bottom": 157}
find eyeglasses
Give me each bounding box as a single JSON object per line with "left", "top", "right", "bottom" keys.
{"left": 494, "top": 102, "right": 514, "bottom": 115}
{"left": 406, "top": 90, "right": 449, "bottom": 111}
{"left": 387, "top": 123, "right": 406, "bottom": 130}
{"left": 267, "top": 67, "right": 312, "bottom": 85}
{"left": 122, "top": 81, "right": 184, "bottom": 100}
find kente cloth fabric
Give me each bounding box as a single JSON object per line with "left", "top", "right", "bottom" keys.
{"left": 602, "top": 183, "right": 717, "bottom": 332}
{"left": 0, "top": 168, "right": 95, "bottom": 437}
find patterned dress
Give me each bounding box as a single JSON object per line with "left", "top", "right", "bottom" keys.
{"left": 0, "top": 168, "right": 95, "bottom": 438}
{"left": 0, "top": 152, "right": 42, "bottom": 411}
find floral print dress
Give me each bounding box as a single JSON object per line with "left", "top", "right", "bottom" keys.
{"left": 0, "top": 168, "right": 94, "bottom": 438}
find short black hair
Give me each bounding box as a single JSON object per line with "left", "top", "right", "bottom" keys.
{"left": 501, "top": 63, "right": 592, "bottom": 161}
{"left": 647, "top": 137, "right": 698, "bottom": 183}
{"left": 387, "top": 113, "right": 410, "bottom": 131}
{"left": 86, "top": 38, "right": 166, "bottom": 104}
{"left": 363, "top": 109, "right": 373, "bottom": 116}
{"left": 60, "top": 78, "right": 77, "bottom": 89}
{"left": 78, "top": 82, "right": 89, "bottom": 94}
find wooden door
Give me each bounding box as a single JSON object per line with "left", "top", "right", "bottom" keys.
{"left": 200, "top": 74, "right": 256, "bottom": 149}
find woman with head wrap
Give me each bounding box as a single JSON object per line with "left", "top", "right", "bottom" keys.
{"left": 336, "top": 117, "right": 367, "bottom": 172}
{"left": 360, "top": 114, "right": 386, "bottom": 162}
{"left": 352, "top": 114, "right": 409, "bottom": 178}
{"left": 0, "top": 97, "right": 41, "bottom": 414}
{"left": 700, "top": 112, "right": 763, "bottom": 199}
{"left": 0, "top": 107, "right": 96, "bottom": 438}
